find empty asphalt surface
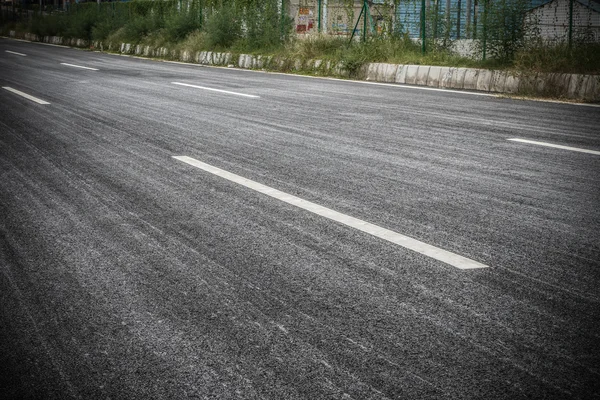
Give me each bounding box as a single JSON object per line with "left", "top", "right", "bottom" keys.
{"left": 1, "top": 38, "right": 599, "bottom": 399}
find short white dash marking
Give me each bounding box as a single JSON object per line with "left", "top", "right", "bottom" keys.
{"left": 60, "top": 63, "right": 99, "bottom": 71}
{"left": 508, "top": 138, "right": 600, "bottom": 156}
{"left": 5, "top": 50, "right": 26, "bottom": 56}
{"left": 4, "top": 50, "right": 27, "bottom": 57}
{"left": 172, "top": 82, "right": 259, "bottom": 98}
{"left": 173, "top": 156, "right": 489, "bottom": 270}
{"left": 2, "top": 87, "right": 50, "bottom": 105}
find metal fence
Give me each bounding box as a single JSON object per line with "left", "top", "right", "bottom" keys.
{"left": 287, "top": 1, "right": 599, "bottom": 41}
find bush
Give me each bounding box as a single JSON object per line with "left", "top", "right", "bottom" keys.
{"left": 62, "top": 5, "right": 101, "bottom": 39}
{"left": 477, "top": 0, "right": 530, "bottom": 62}
{"left": 164, "top": 10, "right": 201, "bottom": 42}
{"left": 204, "top": 4, "right": 242, "bottom": 49}
{"left": 29, "top": 14, "right": 63, "bottom": 37}
{"left": 514, "top": 40, "right": 600, "bottom": 74}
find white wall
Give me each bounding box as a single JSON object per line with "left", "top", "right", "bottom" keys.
{"left": 528, "top": 0, "right": 600, "bottom": 42}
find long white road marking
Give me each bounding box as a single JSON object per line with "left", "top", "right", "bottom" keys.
{"left": 5, "top": 50, "right": 26, "bottom": 56}
{"left": 172, "top": 82, "right": 260, "bottom": 98}
{"left": 173, "top": 156, "right": 489, "bottom": 270}
{"left": 507, "top": 138, "right": 600, "bottom": 156}
{"left": 2, "top": 87, "right": 50, "bottom": 105}
{"left": 60, "top": 62, "right": 99, "bottom": 71}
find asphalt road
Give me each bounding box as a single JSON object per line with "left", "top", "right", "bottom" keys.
{"left": 1, "top": 38, "right": 599, "bottom": 399}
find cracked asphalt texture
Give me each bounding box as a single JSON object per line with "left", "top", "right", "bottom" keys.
{"left": 1, "top": 38, "right": 599, "bottom": 399}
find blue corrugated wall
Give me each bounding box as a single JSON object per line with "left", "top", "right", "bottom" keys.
{"left": 396, "top": 0, "right": 553, "bottom": 38}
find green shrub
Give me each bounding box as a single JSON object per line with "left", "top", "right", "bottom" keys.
{"left": 477, "top": 0, "right": 530, "bottom": 62}
{"left": 204, "top": 4, "right": 242, "bottom": 49}
{"left": 62, "top": 5, "right": 100, "bottom": 39}
{"left": 29, "top": 14, "right": 63, "bottom": 37}
{"left": 514, "top": 40, "right": 600, "bottom": 74}
{"left": 164, "top": 10, "right": 201, "bottom": 42}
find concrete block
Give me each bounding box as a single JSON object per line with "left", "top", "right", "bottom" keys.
{"left": 217, "top": 52, "right": 227, "bottom": 64}
{"left": 199, "top": 51, "right": 208, "bottom": 64}
{"left": 366, "top": 63, "right": 379, "bottom": 81}
{"left": 332, "top": 63, "right": 344, "bottom": 76}
{"left": 450, "top": 68, "right": 467, "bottom": 89}
{"left": 367, "top": 63, "right": 385, "bottom": 81}
{"left": 583, "top": 75, "right": 600, "bottom": 101}
{"left": 395, "top": 65, "right": 407, "bottom": 84}
{"left": 427, "top": 66, "right": 442, "bottom": 88}
{"left": 404, "top": 65, "right": 419, "bottom": 85}
{"left": 476, "top": 69, "right": 493, "bottom": 92}
{"left": 504, "top": 72, "right": 520, "bottom": 93}
{"left": 255, "top": 56, "right": 264, "bottom": 68}
{"left": 416, "top": 66, "right": 430, "bottom": 86}
{"left": 575, "top": 75, "right": 593, "bottom": 100}
{"left": 490, "top": 71, "right": 507, "bottom": 93}
{"left": 262, "top": 56, "right": 273, "bottom": 68}
{"left": 438, "top": 67, "right": 452, "bottom": 88}
{"left": 463, "top": 68, "right": 480, "bottom": 90}
{"left": 534, "top": 74, "right": 547, "bottom": 93}
{"left": 567, "top": 74, "right": 585, "bottom": 98}
{"left": 379, "top": 63, "right": 398, "bottom": 83}
{"left": 553, "top": 73, "right": 572, "bottom": 95}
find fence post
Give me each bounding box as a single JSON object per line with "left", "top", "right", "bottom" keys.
{"left": 318, "top": 0, "right": 322, "bottom": 32}
{"left": 456, "top": 0, "right": 462, "bottom": 39}
{"left": 280, "top": 0, "right": 285, "bottom": 39}
{"left": 421, "top": 0, "right": 426, "bottom": 53}
{"left": 482, "top": 0, "right": 488, "bottom": 61}
{"left": 323, "top": 0, "right": 327, "bottom": 34}
{"left": 363, "top": 0, "right": 367, "bottom": 41}
{"left": 568, "top": 0, "right": 573, "bottom": 49}
{"left": 466, "top": 0, "right": 471, "bottom": 38}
